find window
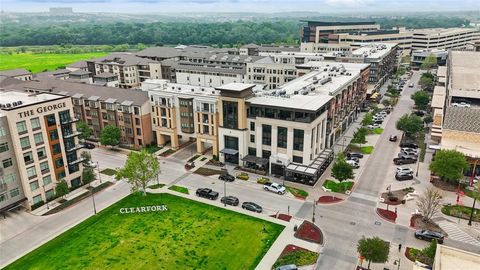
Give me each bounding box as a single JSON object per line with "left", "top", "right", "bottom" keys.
{"left": 136, "top": 128, "right": 142, "bottom": 135}
{"left": 134, "top": 107, "right": 140, "bottom": 115}
{"left": 293, "top": 129, "right": 304, "bottom": 151}
{"left": 0, "top": 193, "right": 6, "bottom": 202}
{"left": 34, "top": 133, "right": 44, "bottom": 145}
{"left": 32, "top": 194, "right": 43, "bottom": 205}
{"left": 262, "top": 124, "right": 272, "bottom": 145}
{"left": 4, "top": 173, "right": 16, "bottom": 184}
{"left": 224, "top": 136, "right": 239, "bottom": 151}
{"left": 0, "top": 126, "right": 6, "bottom": 137}
{"left": 55, "top": 157, "right": 64, "bottom": 168}
{"left": 40, "top": 161, "right": 49, "bottom": 174}
{"left": 293, "top": 155, "right": 303, "bottom": 164}
{"left": 250, "top": 134, "right": 255, "bottom": 143}
{"left": 277, "top": 127, "right": 288, "bottom": 148}
{"left": 2, "top": 158, "right": 13, "bottom": 168}
{"left": 52, "top": 144, "right": 62, "bottom": 155}
{"left": 0, "top": 142, "right": 8, "bottom": 153}
{"left": 262, "top": 150, "right": 271, "bottom": 159}
{"left": 43, "top": 175, "right": 52, "bottom": 186}
{"left": 27, "top": 166, "right": 37, "bottom": 179}
{"left": 46, "top": 189, "right": 55, "bottom": 200}
{"left": 222, "top": 101, "right": 238, "bottom": 129}
{"left": 31, "top": 118, "right": 41, "bottom": 130}
{"left": 37, "top": 147, "right": 47, "bottom": 159}
{"left": 10, "top": 188, "right": 20, "bottom": 198}
{"left": 20, "top": 136, "right": 31, "bottom": 149}
{"left": 23, "top": 152, "right": 34, "bottom": 164}
{"left": 49, "top": 130, "right": 59, "bottom": 140}
{"left": 46, "top": 114, "right": 56, "bottom": 126}
{"left": 30, "top": 181, "right": 40, "bottom": 191}
{"left": 16, "top": 121, "right": 27, "bottom": 134}
{"left": 250, "top": 122, "right": 255, "bottom": 131}
{"left": 57, "top": 171, "right": 66, "bottom": 180}
{"left": 248, "top": 147, "right": 256, "bottom": 156}
{"left": 135, "top": 118, "right": 140, "bottom": 125}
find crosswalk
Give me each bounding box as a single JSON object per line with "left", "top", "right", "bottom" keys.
{"left": 437, "top": 220, "right": 480, "bottom": 246}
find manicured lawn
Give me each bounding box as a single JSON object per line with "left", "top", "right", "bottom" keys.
{"left": 442, "top": 204, "right": 480, "bottom": 222}
{"left": 147, "top": 183, "right": 165, "bottom": 189}
{"left": 168, "top": 185, "right": 189, "bottom": 194}
{"left": 361, "top": 146, "right": 374, "bottom": 154}
{"left": 100, "top": 168, "right": 117, "bottom": 176}
{"left": 323, "top": 180, "right": 354, "bottom": 193}
{"left": 5, "top": 193, "right": 284, "bottom": 270}
{"left": 144, "top": 144, "right": 162, "bottom": 154}
{"left": 371, "top": 128, "right": 384, "bottom": 135}
{"left": 286, "top": 186, "right": 309, "bottom": 199}
{"left": 0, "top": 52, "right": 107, "bottom": 73}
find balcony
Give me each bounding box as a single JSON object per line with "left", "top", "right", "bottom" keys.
{"left": 68, "top": 157, "right": 85, "bottom": 166}
{"left": 60, "top": 117, "right": 80, "bottom": 125}
{"left": 63, "top": 131, "right": 81, "bottom": 139}
{"left": 65, "top": 144, "right": 84, "bottom": 152}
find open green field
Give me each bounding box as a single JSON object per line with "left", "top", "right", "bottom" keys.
{"left": 5, "top": 193, "right": 283, "bottom": 270}
{"left": 0, "top": 52, "right": 107, "bottom": 73}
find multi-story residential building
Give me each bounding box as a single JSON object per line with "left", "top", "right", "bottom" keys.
{"left": 0, "top": 90, "right": 83, "bottom": 210}
{"left": 172, "top": 61, "right": 246, "bottom": 87}
{"left": 86, "top": 53, "right": 161, "bottom": 89}
{"left": 0, "top": 69, "right": 33, "bottom": 81}
{"left": 300, "top": 42, "right": 353, "bottom": 53}
{"left": 431, "top": 51, "right": 480, "bottom": 181}
{"left": 3, "top": 79, "right": 153, "bottom": 150}
{"left": 217, "top": 62, "right": 369, "bottom": 185}
{"left": 142, "top": 80, "right": 221, "bottom": 155}
{"left": 68, "top": 69, "right": 93, "bottom": 84}
{"left": 411, "top": 28, "right": 480, "bottom": 50}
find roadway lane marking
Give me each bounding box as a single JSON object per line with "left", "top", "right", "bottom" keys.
{"left": 349, "top": 192, "right": 378, "bottom": 203}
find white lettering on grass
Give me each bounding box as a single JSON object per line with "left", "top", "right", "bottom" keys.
{"left": 119, "top": 205, "right": 168, "bottom": 214}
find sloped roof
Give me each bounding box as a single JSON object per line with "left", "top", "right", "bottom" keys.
{"left": 0, "top": 68, "right": 31, "bottom": 77}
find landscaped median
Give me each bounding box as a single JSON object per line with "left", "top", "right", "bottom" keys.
{"left": 273, "top": 245, "right": 318, "bottom": 269}
{"left": 322, "top": 180, "right": 354, "bottom": 194}
{"left": 441, "top": 204, "right": 480, "bottom": 222}
{"left": 5, "top": 193, "right": 284, "bottom": 270}
{"left": 168, "top": 185, "right": 189, "bottom": 194}
{"left": 285, "top": 186, "right": 309, "bottom": 200}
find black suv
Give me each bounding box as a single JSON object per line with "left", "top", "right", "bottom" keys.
{"left": 399, "top": 142, "right": 418, "bottom": 149}
{"left": 395, "top": 172, "right": 414, "bottom": 181}
{"left": 347, "top": 152, "right": 364, "bottom": 159}
{"left": 414, "top": 230, "right": 444, "bottom": 244}
{"left": 242, "top": 202, "right": 263, "bottom": 213}
{"left": 218, "top": 173, "right": 235, "bottom": 182}
{"left": 196, "top": 188, "right": 219, "bottom": 200}
{"left": 83, "top": 142, "right": 95, "bottom": 149}
{"left": 393, "top": 157, "right": 417, "bottom": 165}
{"left": 221, "top": 196, "right": 239, "bottom": 206}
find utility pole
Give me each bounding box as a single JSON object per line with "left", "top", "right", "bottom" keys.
{"left": 468, "top": 191, "right": 478, "bottom": 226}
{"left": 90, "top": 183, "right": 97, "bottom": 214}
{"left": 312, "top": 199, "right": 316, "bottom": 223}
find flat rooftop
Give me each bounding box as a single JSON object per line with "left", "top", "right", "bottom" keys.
{"left": 0, "top": 90, "right": 64, "bottom": 116}
{"left": 350, "top": 43, "right": 397, "bottom": 59}
{"left": 413, "top": 27, "right": 479, "bottom": 36}
{"left": 449, "top": 51, "right": 480, "bottom": 98}
{"left": 142, "top": 79, "right": 220, "bottom": 97}
{"left": 217, "top": 83, "right": 256, "bottom": 92}
{"left": 434, "top": 244, "right": 480, "bottom": 270}
{"left": 249, "top": 61, "right": 368, "bottom": 111}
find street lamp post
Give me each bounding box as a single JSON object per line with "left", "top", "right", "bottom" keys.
{"left": 97, "top": 161, "right": 102, "bottom": 183}
{"left": 223, "top": 179, "right": 227, "bottom": 207}
{"left": 312, "top": 199, "right": 316, "bottom": 223}
{"left": 468, "top": 184, "right": 478, "bottom": 226}
{"left": 42, "top": 185, "right": 49, "bottom": 210}
{"left": 90, "top": 183, "right": 97, "bottom": 215}
{"left": 394, "top": 258, "right": 401, "bottom": 270}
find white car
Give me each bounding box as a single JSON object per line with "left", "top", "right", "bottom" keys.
{"left": 401, "top": 147, "right": 418, "bottom": 154}
{"left": 396, "top": 167, "right": 413, "bottom": 174}
{"left": 452, "top": 102, "right": 471, "bottom": 108}
{"left": 346, "top": 160, "right": 359, "bottom": 169}
{"left": 409, "top": 83, "right": 414, "bottom": 88}
{"left": 367, "top": 124, "right": 381, "bottom": 129}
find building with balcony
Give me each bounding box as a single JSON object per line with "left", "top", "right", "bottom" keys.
{"left": 2, "top": 78, "right": 153, "bottom": 150}
{"left": 141, "top": 80, "right": 221, "bottom": 155}
{"left": 0, "top": 90, "right": 82, "bottom": 210}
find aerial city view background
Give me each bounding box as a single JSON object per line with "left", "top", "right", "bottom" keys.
{"left": 0, "top": 0, "right": 479, "bottom": 269}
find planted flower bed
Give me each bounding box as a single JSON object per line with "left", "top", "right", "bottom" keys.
{"left": 273, "top": 245, "right": 318, "bottom": 268}
{"left": 317, "top": 196, "right": 343, "bottom": 204}
{"left": 294, "top": 221, "right": 323, "bottom": 244}
{"left": 376, "top": 208, "right": 397, "bottom": 222}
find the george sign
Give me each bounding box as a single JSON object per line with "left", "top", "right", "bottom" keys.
{"left": 17, "top": 102, "right": 67, "bottom": 118}
{"left": 119, "top": 205, "right": 168, "bottom": 214}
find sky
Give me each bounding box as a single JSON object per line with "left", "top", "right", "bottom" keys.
{"left": 1, "top": 0, "right": 478, "bottom": 13}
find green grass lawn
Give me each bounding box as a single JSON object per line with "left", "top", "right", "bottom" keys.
{"left": 147, "top": 183, "right": 165, "bottom": 189}
{"left": 0, "top": 52, "right": 107, "bottom": 73}
{"left": 323, "top": 180, "right": 354, "bottom": 193}
{"left": 5, "top": 193, "right": 283, "bottom": 270}
{"left": 168, "top": 185, "right": 189, "bottom": 194}
{"left": 361, "top": 146, "right": 374, "bottom": 154}
{"left": 286, "top": 186, "right": 309, "bottom": 199}
{"left": 371, "top": 128, "right": 384, "bottom": 135}
{"left": 273, "top": 248, "right": 318, "bottom": 268}
{"left": 100, "top": 168, "right": 117, "bottom": 176}
{"left": 442, "top": 204, "right": 480, "bottom": 222}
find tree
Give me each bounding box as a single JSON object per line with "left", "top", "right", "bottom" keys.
{"left": 81, "top": 151, "right": 91, "bottom": 164}
{"left": 361, "top": 113, "right": 373, "bottom": 126}
{"left": 419, "top": 73, "right": 435, "bottom": 91}
{"left": 77, "top": 121, "right": 93, "bottom": 141}
{"left": 100, "top": 125, "right": 121, "bottom": 147}
{"left": 411, "top": 91, "right": 430, "bottom": 110}
{"left": 429, "top": 150, "right": 468, "bottom": 184}
{"left": 351, "top": 127, "right": 368, "bottom": 145}
{"left": 115, "top": 149, "right": 161, "bottom": 195}
{"left": 357, "top": 236, "right": 390, "bottom": 269}
{"left": 421, "top": 54, "right": 438, "bottom": 69}
{"left": 423, "top": 115, "right": 433, "bottom": 124}
{"left": 396, "top": 114, "right": 424, "bottom": 137}
{"left": 331, "top": 153, "right": 354, "bottom": 182}
{"left": 55, "top": 180, "right": 69, "bottom": 198}
{"left": 417, "top": 188, "right": 443, "bottom": 222}
{"left": 381, "top": 99, "right": 391, "bottom": 107}
{"left": 82, "top": 167, "right": 96, "bottom": 185}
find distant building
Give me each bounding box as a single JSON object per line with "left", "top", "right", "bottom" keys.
{"left": 66, "top": 61, "right": 88, "bottom": 72}
{"left": 49, "top": 7, "right": 73, "bottom": 14}
{"left": 411, "top": 28, "right": 480, "bottom": 50}
{"left": 300, "top": 21, "right": 380, "bottom": 43}
{"left": 0, "top": 69, "right": 32, "bottom": 81}
{"left": 411, "top": 49, "right": 448, "bottom": 67}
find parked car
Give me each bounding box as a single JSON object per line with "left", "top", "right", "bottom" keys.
{"left": 409, "top": 83, "right": 414, "bottom": 88}
{"left": 414, "top": 230, "right": 444, "bottom": 244}
{"left": 399, "top": 142, "right": 418, "bottom": 149}
{"left": 401, "top": 148, "right": 418, "bottom": 156}
{"left": 196, "top": 188, "right": 219, "bottom": 200}
{"left": 83, "top": 160, "right": 97, "bottom": 168}
{"left": 398, "top": 152, "right": 418, "bottom": 159}
{"left": 220, "top": 196, "right": 239, "bottom": 206}
{"left": 347, "top": 152, "right": 364, "bottom": 159}
{"left": 396, "top": 172, "right": 414, "bottom": 181}
{"left": 396, "top": 167, "right": 413, "bottom": 174}
{"left": 367, "top": 124, "right": 381, "bottom": 129}
{"left": 414, "top": 110, "right": 426, "bottom": 117}
{"left": 346, "top": 160, "right": 360, "bottom": 169}
{"left": 263, "top": 182, "right": 286, "bottom": 195}
{"left": 393, "top": 157, "right": 417, "bottom": 165}
{"left": 83, "top": 142, "right": 95, "bottom": 149}
{"left": 389, "top": 135, "right": 398, "bottom": 142}
{"left": 242, "top": 202, "right": 263, "bottom": 213}
{"left": 218, "top": 173, "right": 235, "bottom": 182}
{"left": 452, "top": 102, "right": 471, "bottom": 108}
{"left": 275, "top": 265, "right": 298, "bottom": 270}
{"left": 346, "top": 156, "right": 359, "bottom": 162}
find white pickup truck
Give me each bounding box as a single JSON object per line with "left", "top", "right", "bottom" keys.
{"left": 263, "top": 182, "right": 286, "bottom": 195}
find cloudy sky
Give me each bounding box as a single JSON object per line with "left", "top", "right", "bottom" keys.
{"left": 1, "top": 0, "right": 477, "bottom": 13}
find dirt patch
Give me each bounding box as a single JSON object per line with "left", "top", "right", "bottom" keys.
{"left": 377, "top": 208, "right": 397, "bottom": 222}
{"left": 410, "top": 214, "right": 448, "bottom": 236}
{"left": 380, "top": 189, "right": 409, "bottom": 205}
{"left": 317, "top": 196, "right": 343, "bottom": 204}
{"left": 431, "top": 179, "right": 458, "bottom": 192}
{"left": 294, "top": 220, "right": 323, "bottom": 244}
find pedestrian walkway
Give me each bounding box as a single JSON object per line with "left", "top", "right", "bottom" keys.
{"left": 437, "top": 219, "right": 480, "bottom": 246}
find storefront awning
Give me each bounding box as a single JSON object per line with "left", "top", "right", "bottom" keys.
{"left": 220, "top": 148, "right": 238, "bottom": 155}
{"left": 242, "top": 155, "right": 269, "bottom": 165}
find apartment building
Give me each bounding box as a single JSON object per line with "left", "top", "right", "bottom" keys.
{"left": 142, "top": 80, "right": 220, "bottom": 155}
{"left": 86, "top": 53, "right": 161, "bottom": 89}
{"left": 431, "top": 51, "right": 480, "bottom": 181}
{"left": 0, "top": 90, "right": 83, "bottom": 210}
{"left": 411, "top": 28, "right": 480, "bottom": 50}
{"left": 0, "top": 69, "right": 33, "bottom": 81}
{"left": 4, "top": 79, "right": 153, "bottom": 150}
{"left": 217, "top": 62, "right": 369, "bottom": 185}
